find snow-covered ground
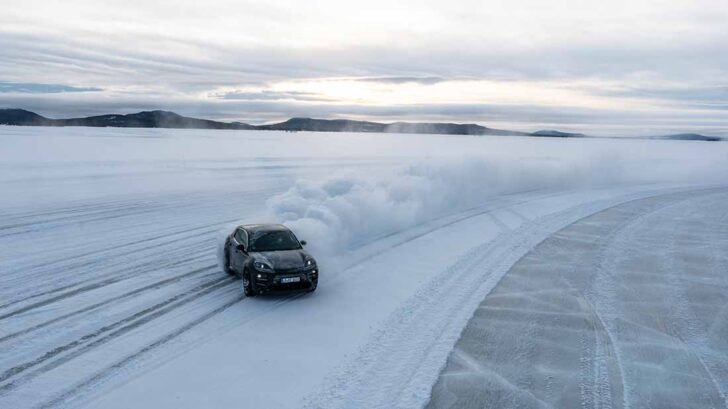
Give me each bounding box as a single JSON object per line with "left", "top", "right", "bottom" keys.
{"left": 1, "top": 127, "right": 727, "bottom": 408}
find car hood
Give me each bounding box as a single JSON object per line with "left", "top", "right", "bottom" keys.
{"left": 253, "top": 249, "right": 311, "bottom": 270}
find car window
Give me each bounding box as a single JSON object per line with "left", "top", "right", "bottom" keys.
{"left": 234, "top": 228, "right": 248, "bottom": 246}
{"left": 249, "top": 230, "right": 301, "bottom": 252}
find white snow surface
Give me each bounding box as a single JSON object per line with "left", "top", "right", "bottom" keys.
{"left": 1, "top": 126, "right": 727, "bottom": 408}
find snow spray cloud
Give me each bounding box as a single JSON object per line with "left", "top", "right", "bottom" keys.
{"left": 265, "top": 155, "right": 627, "bottom": 256}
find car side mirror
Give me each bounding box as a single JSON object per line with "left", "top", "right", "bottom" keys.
{"left": 300, "top": 240, "right": 307, "bottom": 246}
{"left": 236, "top": 244, "right": 247, "bottom": 252}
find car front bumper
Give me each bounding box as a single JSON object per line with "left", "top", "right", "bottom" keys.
{"left": 252, "top": 268, "right": 318, "bottom": 293}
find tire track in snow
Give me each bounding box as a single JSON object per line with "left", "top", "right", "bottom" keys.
{"left": 589, "top": 192, "right": 728, "bottom": 409}
{"left": 0, "top": 259, "right": 215, "bottom": 322}
{"left": 0, "top": 276, "right": 234, "bottom": 394}
{"left": 0, "top": 185, "right": 283, "bottom": 236}
{"left": 0, "top": 204, "right": 171, "bottom": 238}
{"left": 0, "top": 185, "right": 284, "bottom": 303}
{"left": 704, "top": 206, "right": 728, "bottom": 408}
{"left": 0, "top": 201, "right": 161, "bottom": 231}
{"left": 0, "top": 224, "right": 219, "bottom": 294}
{"left": 38, "top": 289, "right": 310, "bottom": 409}
{"left": 535, "top": 224, "right": 627, "bottom": 409}
{"left": 0, "top": 218, "right": 235, "bottom": 317}
{"left": 37, "top": 297, "right": 241, "bottom": 409}
{"left": 584, "top": 194, "right": 708, "bottom": 408}
{"left": 3, "top": 222, "right": 221, "bottom": 278}
{"left": 0, "top": 265, "right": 219, "bottom": 344}
{"left": 662, "top": 217, "right": 715, "bottom": 404}
{"left": 662, "top": 196, "right": 728, "bottom": 408}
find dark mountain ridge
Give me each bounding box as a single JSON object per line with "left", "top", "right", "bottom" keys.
{"left": 0, "top": 109, "right": 535, "bottom": 136}
{"left": 530, "top": 129, "right": 586, "bottom": 138}
{"left": 0, "top": 109, "right": 256, "bottom": 130}
{"left": 0, "top": 108, "right": 722, "bottom": 140}
{"left": 655, "top": 133, "right": 722, "bottom": 142}
{"left": 257, "top": 117, "right": 528, "bottom": 136}
{"left": 0, "top": 109, "right": 56, "bottom": 126}
{"left": 257, "top": 117, "right": 387, "bottom": 133}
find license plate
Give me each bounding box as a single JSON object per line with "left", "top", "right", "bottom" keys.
{"left": 281, "top": 277, "right": 301, "bottom": 284}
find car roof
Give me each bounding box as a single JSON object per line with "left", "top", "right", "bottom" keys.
{"left": 239, "top": 223, "right": 290, "bottom": 234}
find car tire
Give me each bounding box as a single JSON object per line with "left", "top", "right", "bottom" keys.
{"left": 307, "top": 282, "right": 317, "bottom": 293}
{"left": 223, "top": 247, "right": 235, "bottom": 277}
{"left": 243, "top": 269, "right": 256, "bottom": 297}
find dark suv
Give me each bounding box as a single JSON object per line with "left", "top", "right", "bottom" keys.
{"left": 223, "top": 224, "right": 318, "bottom": 296}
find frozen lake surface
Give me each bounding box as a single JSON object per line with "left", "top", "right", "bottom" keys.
{"left": 428, "top": 189, "right": 728, "bottom": 409}
{"left": 0, "top": 127, "right": 727, "bottom": 408}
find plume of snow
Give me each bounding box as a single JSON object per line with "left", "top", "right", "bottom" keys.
{"left": 266, "top": 154, "right": 626, "bottom": 255}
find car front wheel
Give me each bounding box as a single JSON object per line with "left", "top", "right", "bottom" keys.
{"left": 242, "top": 269, "right": 256, "bottom": 297}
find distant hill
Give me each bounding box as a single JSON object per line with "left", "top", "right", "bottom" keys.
{"left": 0, "top": 109, "right": 256, "bottom": 130}
{"left": 61, "top": 111, "right": 257, "bottom": 130}
{"left": 530, "top": 129, "right": 585, "bottom": 138}
{"left": 0, "top": 109, "right": 56, "bottom": 126}
{"left": 385, "top": 121, "right": 527, "bottom": 136}
{"left": 0, "top": 109, "right": 534, "bottom": 136}
{"left": 257, "top": 117, "right": 387, "bottom": 133}
{"left": 258, "top": 117, "right": 529, "bottom": 136}
{"left": 655, "top": 133, "right": 722, "bottom": 142}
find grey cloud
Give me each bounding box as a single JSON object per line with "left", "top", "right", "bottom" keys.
{"left": 3, "top": 29, "right": 728, "bottom": 94}
{"left": 0, "top": 82, "right": 101, "bottom": 93}
{"left": 213, "top": 90, "right": 333, "bottom": 102}
{"left": 590, "top": 84, "right": 728, "bottom": 103}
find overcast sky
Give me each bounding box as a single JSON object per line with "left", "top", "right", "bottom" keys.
{"left": 1, "top": 0, "right": 727, "bottom": 135}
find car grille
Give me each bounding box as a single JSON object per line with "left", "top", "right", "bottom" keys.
{"left": 274, "top": 267, "right": 305, "bottom": 274}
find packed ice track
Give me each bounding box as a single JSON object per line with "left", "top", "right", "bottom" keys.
{"left": 428, "top": 188, "right": 728, "bottom": 409}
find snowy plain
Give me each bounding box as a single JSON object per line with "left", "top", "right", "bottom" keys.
{"left": 0, "top": 126, "right": 727, "bottom": 408}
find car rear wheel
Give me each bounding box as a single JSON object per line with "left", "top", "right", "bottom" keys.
{"left": 243, "top": 269, "right": 256, "bottom": 297}
{"left": 223, "top": 247, "right": 235, "bottom": 276}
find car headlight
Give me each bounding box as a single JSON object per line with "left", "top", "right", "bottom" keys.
{"left": 305, "top": 259, "right": 316, "bottom": 267}
{"left": 253, "top": 261, "right": 273, "bottom": 271}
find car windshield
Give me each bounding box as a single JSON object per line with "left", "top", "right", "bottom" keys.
{"left": 249, "top": 230, "right": 301, "bottom": 252}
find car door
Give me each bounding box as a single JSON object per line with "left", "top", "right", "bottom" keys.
{"left": 231, "top": 228, "right": 250, "bottom": 271}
